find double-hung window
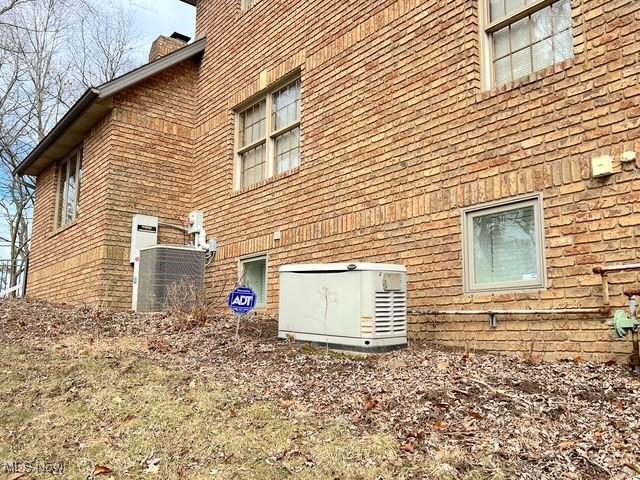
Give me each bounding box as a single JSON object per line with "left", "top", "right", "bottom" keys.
{"left": 236, "top": 78, "right": 301, "bottom": 189}
{"left": 56, "top": 149, "right": 83, "bottom": 228}
{"left": 484, "top": 0, "right": 574, "bottom": 87}
{"left": 463, "top": 194, "right": 546, "bottom": 294}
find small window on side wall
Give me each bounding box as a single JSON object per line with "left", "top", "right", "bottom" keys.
{"left": 240, "top": 255, "right": 267, "bottom": 307}
{"left": 462, "top": 194, "right": 546, "bottom": 294}
{"left": 55, "top": 149, "right": 83, "bottom": 229}
{"left": 484, "top": 0, "right": 573, "bottom": 87}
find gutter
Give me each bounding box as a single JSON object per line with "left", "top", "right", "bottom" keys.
{"left": 13, "top": 88, "right": 100, "bottom": 177}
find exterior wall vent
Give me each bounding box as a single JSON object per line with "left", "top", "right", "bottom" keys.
{"left": 133, "top": 245, "right": 205, "bottom": 312}
{"left": 278, "top": 263, "right": 408, "bottom": 352}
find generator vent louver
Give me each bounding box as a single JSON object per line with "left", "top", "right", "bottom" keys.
{"left": 374, "top": 291, "right": 407, "bottom": 335}
{"left": 135, "top": 246, "right": 205, "bottom": 313}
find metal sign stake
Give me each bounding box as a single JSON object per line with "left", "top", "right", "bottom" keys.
{"left": 228, "top": 286, "right": 258, "bottom": 339}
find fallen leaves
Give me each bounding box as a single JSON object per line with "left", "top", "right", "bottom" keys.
{"left": 557, "top": 440, "right": 576, "bottom": 450}
{"left": 141, "top": 456, "right": 161, "bottom": 474}
{"left": 92, "top": 465, "right": 112, "bottom": 476}
{"left": 430, "top": 420, "right": 449, "bottom": 432}
{"left": 364, "top": 396, "right": 379, "bottom": 411}
{"left": 280, "top": 399, "right": 295, "bottom": 409}
{"left": 2, "top": 299, "right": 640, "bottom": 480}
{"left": 400, "top": 443, "right": 415, "bottom": 453}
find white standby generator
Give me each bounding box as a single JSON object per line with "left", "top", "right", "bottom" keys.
{"left": 278, "top": 263, "right": 408, "bottom": 351}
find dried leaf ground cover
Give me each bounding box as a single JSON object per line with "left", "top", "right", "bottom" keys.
{"left": 1, "top": 299, "right": 639, "bottom": 479}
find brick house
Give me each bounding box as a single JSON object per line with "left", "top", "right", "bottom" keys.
{"left": 15, "top": 0, "right": 640, "bottom": 361}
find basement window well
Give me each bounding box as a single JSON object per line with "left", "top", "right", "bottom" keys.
{"left": 462, "top": 193, "right": 546, "bottom": 294}
{"left": 240, "top": 255, "right": 267, "bottom": 307}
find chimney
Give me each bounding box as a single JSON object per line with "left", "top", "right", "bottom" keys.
{"left": 148, "top": 32, "right": 191, "bottom": 62}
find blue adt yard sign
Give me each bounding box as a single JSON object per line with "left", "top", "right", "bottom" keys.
{"left": 228, "top": 286, "right": 257, "bottom": 315}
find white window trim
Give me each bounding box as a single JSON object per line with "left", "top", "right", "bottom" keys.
{"left": 242, "top": 0, "right": 258, "bottom": 10}
{"left": 462, "top": 193, "right": 547, "bottom": 295}
{"left": 54, "top": 147, "right": 83, "bottom": 230}
{"left": 479, "top": 0, "right": 569, "bottom": 89}
{"left": 233, "top": 77, "right": 301, "bottom": 191}
{"left": 238, "top": 253, "right": 268, "bottom": 308}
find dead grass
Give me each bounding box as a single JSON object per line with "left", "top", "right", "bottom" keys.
{"left": 0, "top": 340, "right": 411, "bottom": 479}
{"left": 1, "top": 299, "right": 638, "bottom": 479}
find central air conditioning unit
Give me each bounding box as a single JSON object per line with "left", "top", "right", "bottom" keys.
{"left": 133, "top": 245, "right": 206, "bottom": 313}
{"left": 278, "top": 263, "right": 408, "bottom": 351}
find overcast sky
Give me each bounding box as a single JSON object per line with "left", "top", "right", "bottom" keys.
{"left": 117, "top": 0, "right": 197, "bottom": 57}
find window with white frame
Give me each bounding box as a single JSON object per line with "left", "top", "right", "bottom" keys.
{"left": 240, "top": 255, "right": 267, "bottom": 307}
{"left": 236, "top": 78, "right": 301, "bottom": 189}
{"left": 463, "top": 194, "right": 546, "bottom": 294}
{"left": 243, "top": 0, "right": 259, "bottom": 9}
{"left": 56, "top": 149, "right": 83, "bottom": 228}
{"left": 485, "top": 0, "right": 573, "bottom": 87}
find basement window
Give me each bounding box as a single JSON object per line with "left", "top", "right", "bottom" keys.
{"left": 483, "top": 0, "right": 574, "bottom": 87}
{"left": 235, "top": 78, "right": 301, "bottom": 189}
{"left": 55, "top": 149, "right": 83, "bottom": 228}
{"left": 462, "top": 194, "right": 546, "bottom": 294}
{"left": 240, "top": 255, "right": 267, "bottom": 307}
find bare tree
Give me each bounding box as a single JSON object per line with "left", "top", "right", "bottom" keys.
{"left": 69, "top": 2, "right": 139, "bottom": 88}
{"left": 0, "top": 0, "right": 140, "bottom": 294}
{"left": 0, "top": 0, "right": 31, "bottom": 18}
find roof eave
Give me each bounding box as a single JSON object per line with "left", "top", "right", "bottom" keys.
{"left": 15, "top": 37, "right": 206, "bottom": 177}
{"left": 14, "top": 88, "right": 100, "bottom": 177}
{"left": 98, "top": 37, "right": 206, "bottom": 99}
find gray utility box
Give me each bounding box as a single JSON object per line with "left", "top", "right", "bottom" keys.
{"left": 278, "top": 263, "right": 408, "bottom": 352}
{"left": 133, "top": 245, "right": 205, "bottom": 313}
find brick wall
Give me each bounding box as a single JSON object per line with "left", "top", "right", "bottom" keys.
{"left": 102, "top": 60, "right": 198, "bottom": 310}
{"left": 191, "top": 0, "right": 640, "bottom": 361}
{"left": 27, "top": 0, "right": 639, "bottom": 361}
{"left": 28, "top": 60, "right": 198, "bottom": 310}
{"left": 28, "top": 115, "right": 113, "bottom": 306}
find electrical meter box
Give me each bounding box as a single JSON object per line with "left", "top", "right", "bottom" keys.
{"left": 278, "top": 263, "right": 408, "bottom": 352}
{"left": 130, "top": 215, "right": 158, "bottom": 263}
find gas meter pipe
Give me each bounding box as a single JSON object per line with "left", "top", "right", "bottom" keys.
{"left": 410, "top": 307, "right": 610, "bottom": 328}
{"left": 593, "top": 263, "right": 640, "bottom": 305}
